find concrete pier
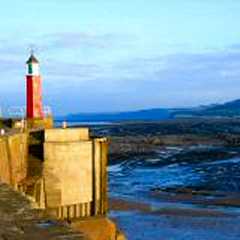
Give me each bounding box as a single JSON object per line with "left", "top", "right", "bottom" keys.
{"left": 0, "top": 125, "right": 125, "bottom": 239}
{"left": 0, "top": 127, "right": 108, "bottom": 218}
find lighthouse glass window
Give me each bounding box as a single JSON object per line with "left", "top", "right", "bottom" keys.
{"left": 27, "top": 63, "right": 40, "bottom": 76}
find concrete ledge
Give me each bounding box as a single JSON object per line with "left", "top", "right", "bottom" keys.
{"left": 45, "top": 128, "right": 89, "bottom": 142}
{"left": 71, "top": 217, "right": 125, "bottom": 240}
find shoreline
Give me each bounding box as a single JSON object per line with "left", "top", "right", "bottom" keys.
{"left": 109, "top": 196, "right": 239, "bottom": 218}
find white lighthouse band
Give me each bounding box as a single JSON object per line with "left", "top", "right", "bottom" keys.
{"left": 26, "top": 62, "right": 40, "bottom": 76}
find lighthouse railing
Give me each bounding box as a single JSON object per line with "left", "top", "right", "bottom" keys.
{"left": 1, "top": 106, "right": 52, "bottom": 119}
{"left": 7, "top": 106, "right": 25, "bottom": 119}
{"left": 43, "top": 106, "right": 52, "bottom": 117}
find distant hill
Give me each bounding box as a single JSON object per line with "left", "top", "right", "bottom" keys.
{"left": 57, "top": 99, "right": 240, "bottom": 122}
{"left": 58, "top": 109, "right": 171, "bottom": 122}
{"left": 172, "top": 99, "right": 240, "bottom": 118}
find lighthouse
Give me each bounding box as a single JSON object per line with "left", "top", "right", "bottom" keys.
{"left": 26, "top": 53, "right": 44, "bottom": 120}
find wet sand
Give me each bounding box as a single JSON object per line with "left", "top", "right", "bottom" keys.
{"left": 110, "top": 197, "right": 240, "bottom": 240}
{"left": 150, "top": 188, "right": 240, "bottom": 207}
{"left": 110, "top": 197, "right": 237, "bottom": 218}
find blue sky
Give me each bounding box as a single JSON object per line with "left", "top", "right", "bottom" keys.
{"left": 1, "top": 0, "right": 240, "bottom": 114}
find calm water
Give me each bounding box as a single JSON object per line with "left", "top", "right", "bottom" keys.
{"left": 108, "top": 147, "right": 240, "bottom": 240}
{"left": 54, "top": 120, "right": 112, "bottom": 127}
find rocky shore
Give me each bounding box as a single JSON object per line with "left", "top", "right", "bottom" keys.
{"left": 88, "top": 119, "right": 240, "bottom": 161}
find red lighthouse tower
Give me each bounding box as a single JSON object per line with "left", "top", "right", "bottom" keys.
{"left": 26, "top": 53, "right": 44, "bottom": 120}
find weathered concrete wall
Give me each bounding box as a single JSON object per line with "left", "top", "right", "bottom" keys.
{"left": 100, "top": 140, "right": 108, "bottom": 215}
{"left": 43, "top": 128, "right": 108, "bottom": 219}
{"left": 0, "top": 138, "right": 11, "bottom": 184}
{"left": 93, "top": 139, "right": 108, "bottom": 215}
{"left": 0, "top": 133, "right": 28, "bottom": 187}
{"left": 44, "top": 141, "right": 93, "bottom": 207}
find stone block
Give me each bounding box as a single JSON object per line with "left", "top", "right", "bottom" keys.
{"left": 45, "top": 128, "right": 89, "bottom": 142}
{"left": 44, "top": 141, "right": 93, "bottom": 206}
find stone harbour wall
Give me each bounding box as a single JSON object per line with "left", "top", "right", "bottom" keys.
{"left": 0, "top": 129, "right": 108, "bottom": 219}
{"left": 0, "top": 133, "right": 28, "bottom": 187}
{"left": 0, "top": 127, "right": 125, "bottom": 239}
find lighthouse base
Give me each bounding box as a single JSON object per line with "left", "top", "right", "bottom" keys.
{"left": 27, "top": 116, "right": 54, "bottom": 129}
